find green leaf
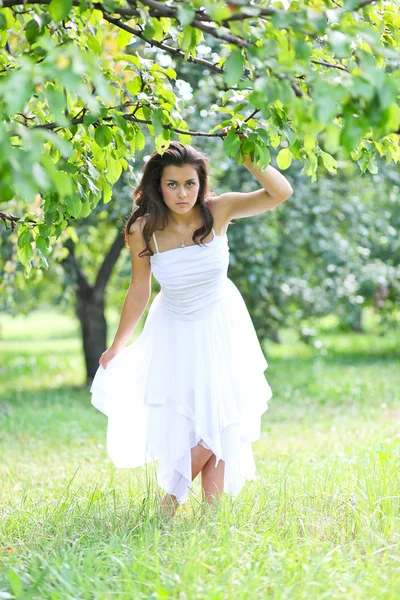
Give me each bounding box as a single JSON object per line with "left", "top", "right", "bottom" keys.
{"left": 103, "top": 182, "right": 112, "bottom": 204}
{"left": 177, "top": 5, "right": 196, "bottom": 26}
{"left": 87, "top": 36, "right": 102, "bottom": 56}
{"left": 49, "top": 0, "right": 72, "bottom": 21}
{"left": 223, "top": 49, "right": 244, "bottom": 87}
{"left": 313, "top": 82, "right": 346, "bottom": 125}
{"left": 327, "top": 31, "right": 351, "bottom": 59}
{"left": 134, "top": 129, "right": 146, "bottom": 151}
{"left": 377, "top": 76, "right": 398, "bottom": 111}
{"left": 34, "top": 129, "right": 72, "bottom": 158}
{"left": 276, "top": 148, "right": 293, "bottom": 170}
{"left": 16, "top": 244, "right": 33, "bottom": 273}
{"left": 39, "top": 254, "right": 49, "bottom": 270}
{"left": 177, "top": 120, "right": 192, "bottom": 144}
{"left": 289, "top": 138, "right": 302, "bottom": 159}
{"left": 343, "top": 0, "right": 361, "bottom": 9}
{"left": 114, "top": 132, "right": 127, "bottom": 158}
{"left": 18, "top": 228, "right": 31, "bottom": 248}
{"left": 116, "top": 28, "right": 132, "bottom": 48}
{"left": 80, "top": 201, "right": 91, "bottom": 217}
{"left": 366, "top": 154, "right": 378, "bottom": 174}
{"left": 303, "top": 134, "right": 315, "bottom": 151}
{"left": 151, "top": 18, "right": 164, "bottom": 42}
{"left": 208, "top": 5, "right": 232, "bottom": 22}
{"left": 35, "top": 236, "right": 49, "bottom": 252}
{"left": 106, "top": 158, "right": 122, "bottom": 184}
{"left": 340, "top": 113, "right": 370, "bottom": 150}
{"left": 24, "top": 19, "right": 41, "bottom": 44}
{"left": 255, "top": 144, "right": 271, "bottom": 169}
{"left": 143, "top": 19, "right": 156, "bottom": 40}
{"left": 127, "top": 77, "right": 142, "bottom": 96}
{"left": 114, "top": 54, "right": 140, "bottom": 67}
{"left": 320, "top": 151, "right": 338, "bottom": 174}
{"left": 66, "top": 195, "right": 82, "bottom": 218}
{"left": 294, "top": 37, "right": 311, "bottom": 61}
{"left": 155, "top": 128, "right": 171, "bottom": 154}
{"left": 223, "top": 128, "right": 241, "bottom": 158}
{"left": 166, "top": 67, "right": 177, "bottom": 80}
{"left": 3, "top": 71, "right": 33, "bottom": 116}
{"left": 151, "top": 108, "right": 164, "bottom": 137}
{"left": 89, "top": 9, "right": 103, "bottom": 26}
{"left": 300, "top": 151, "right": 318, "bottom": 182}
{"left": 324, "top": 123, "right": 341, "bottom": 154}
{"left": 38, "top": 224, "right": 51, "bottom": 237}
{"left": 94, "top": 125, "right": 113, "bottom": 147}
{"left": 351, "top": 77, "right": 374, "bottom": 101}
{"left": 305, "top": 9, "right": 327, "bottom": 35}
{"left": 46, "top": 85, "right": 66, "bottom": 119}
{"left": 53, "top": 171, "right": 73, "bottom": 198}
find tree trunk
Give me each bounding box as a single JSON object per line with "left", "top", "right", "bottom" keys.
{"left": 76, "top": 289, "right": 107, "bottom": 386}
{"left": 350, "top": 304, "right": 364, "bottom": 333}
{"left": 61, "top": 232, "right": 125, "bottom": 385}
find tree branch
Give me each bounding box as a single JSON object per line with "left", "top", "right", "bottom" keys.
{"left": 101, "top": 12, "right": 224, "bottom": 74}
{"left": 1, "top": 0, "right": 380, "bottom": 19}
{"left": 23, "top": 112, "right": 229, "bottom": 137}
{"left": 129, "top": 0, "right": 251, "bottom": 48}
{"left": 1, "top": 0, "right": 352, "bottom": 98}
{"left": 0, "top": 212, "right": 18, "bottom": 231}
{"left": 102, "top": 10, "right": 303, "bottom": 98}
{"left": 0, "top": 212, "right": 37, "bottom": 231}
{"left": 311, "top": 59, "right": 349, "bottom": 73}
{"left": 94, "top": 230, "right": 126, "bottom": 297}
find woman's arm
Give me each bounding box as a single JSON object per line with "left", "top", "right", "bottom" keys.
{"left": 111, "top": 282, "right": 151, "bottom": 350}
{"left": 243, "top": 155, "right": 294, "bottom": 199}
{"left": 99, "top": 217, "right": 151, "bottom": 367}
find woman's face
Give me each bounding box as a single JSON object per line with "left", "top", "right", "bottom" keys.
{"left": 160, "top": 164, "right": 200, "bottom": 214}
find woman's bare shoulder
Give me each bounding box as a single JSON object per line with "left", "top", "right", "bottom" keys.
{"left": 128, "top": 215, "right": 147, "bottom": 235}
{"left": 128, "top": 214, "right": 159, "bottom": 255}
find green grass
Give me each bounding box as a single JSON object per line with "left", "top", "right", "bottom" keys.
{"left": 0, "top": 307, "right": 399, "bottom": 599}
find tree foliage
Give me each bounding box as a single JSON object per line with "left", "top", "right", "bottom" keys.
{"left": 226, "top": 160, "right": 400, "bottom": 342}
{"left": 0, "top": 0, "right": 399, "bottom": 276}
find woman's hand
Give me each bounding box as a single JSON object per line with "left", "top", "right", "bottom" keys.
{"left": 99, "top": 345, "right": 123, "bottom": 369}
{"left": 221, "top": 125, "right": 247, "bottom": 140}
{"left": 222, "top": 125, "right": 253, "bottom": 167}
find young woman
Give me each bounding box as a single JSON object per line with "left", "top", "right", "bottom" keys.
{"left": 90, "top": 137, "right": 293, "bottom": 518}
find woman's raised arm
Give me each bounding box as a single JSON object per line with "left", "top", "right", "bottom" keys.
{"left": 218, "top": 127, "right": 294, "bottom": 220}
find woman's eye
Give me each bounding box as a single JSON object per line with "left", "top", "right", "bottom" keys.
{"left": 167, "top": 182, "right": 194, "bottom": 188}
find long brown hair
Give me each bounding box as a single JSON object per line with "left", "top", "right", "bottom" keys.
{"left": 124, "top": 141, "right": 215, "bottom": 257}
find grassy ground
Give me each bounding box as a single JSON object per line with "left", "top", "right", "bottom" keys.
{"left": 0, "top": 307, "right": 399, "bottom": 599}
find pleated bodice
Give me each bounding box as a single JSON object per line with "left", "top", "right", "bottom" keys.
{"left": 150, "top": 228, "right": 230, "bottom": 321}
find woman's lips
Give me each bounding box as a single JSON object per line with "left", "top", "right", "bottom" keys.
{"left": 177, "top": 202, "right": 188, "bottom": 205}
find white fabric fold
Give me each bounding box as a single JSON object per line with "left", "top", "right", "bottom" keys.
{"left": 90, "top": 232, "right": 273, "bottom": 504}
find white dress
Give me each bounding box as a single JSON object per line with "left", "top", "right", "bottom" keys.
{"left": 90, "top": 226, "right": 273, "bottom": 504}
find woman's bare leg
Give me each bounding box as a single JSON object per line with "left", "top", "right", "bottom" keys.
{"left": 201, "top": 453, "right": 225, "bottom": 515}
{"left": 192, "top": 443, "right": 214, "bottom": 480}
{"left": 161, "top": 443, "right": 213, "bottom": 517}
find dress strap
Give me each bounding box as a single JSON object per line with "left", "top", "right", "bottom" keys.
{"left": 212, "top": 226, "right": 216, "bottom": 237}
{"left": 152, "top": 232, "right": 159, "bottom": 254}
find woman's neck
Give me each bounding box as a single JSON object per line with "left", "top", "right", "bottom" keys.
{"left": 167, "top": 204, "right": 201, "bottom": 228}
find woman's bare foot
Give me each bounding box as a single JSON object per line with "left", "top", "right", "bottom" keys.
{"left": 200, "top": 492, "right": 220, "bottom": 518}
{"left": 161, "top": 493, "right": 179, "bottom": 518}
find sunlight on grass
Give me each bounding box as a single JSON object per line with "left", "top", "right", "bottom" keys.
{"left": 0, "top": 307, "right": 399, "bottom": 598}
